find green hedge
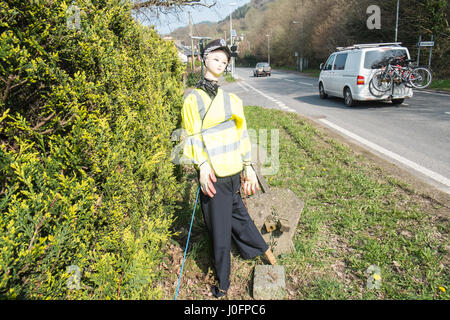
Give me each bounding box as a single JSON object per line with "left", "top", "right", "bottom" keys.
{"left": 0, "top": 0, "right": 184, "bottom": 299}
{"left": 186, "top": 69, "right": 202, "bottom": 87}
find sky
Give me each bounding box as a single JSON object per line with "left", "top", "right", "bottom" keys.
{"left": 134, "top": 0, "right": 251, "bottom": 36}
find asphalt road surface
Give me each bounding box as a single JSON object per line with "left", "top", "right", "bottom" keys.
{"left": 224, "top": 67, "right": 450, "bottom": 194}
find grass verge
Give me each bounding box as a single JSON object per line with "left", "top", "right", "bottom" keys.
{"left": 299, "top": 68, "right": 321, "bottom": 78}
{"left": 224, "top": 73, "right": 236, "bottom": 82}
{"left": 428, "top": 78, "right": 450, "bottom": 91}
{"left": 157, "top": 106, "right": 449, "bottom": 300}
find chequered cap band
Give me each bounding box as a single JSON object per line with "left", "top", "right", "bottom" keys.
{"left": 202, "top": 39, "right": 231, "bottom": 61}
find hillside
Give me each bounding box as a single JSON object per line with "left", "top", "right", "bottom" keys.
{"left": 168, "top": 0, "right": 275, "bottom": 47}
{"left": 169, "top": 0, "right": 448, "bottom": 76}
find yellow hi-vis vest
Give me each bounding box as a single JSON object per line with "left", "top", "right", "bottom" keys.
{"left": 182, "top": 88, "right": 252, "bottom": 177}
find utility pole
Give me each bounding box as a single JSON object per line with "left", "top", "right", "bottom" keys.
{"left": 395, "top": 0, "right": 400, "bottom": 42}
{"left": 191, "top": 36, "right": 212, "bottom": 79}
{"left": 189, "top": 12, "right": 194, "bottom": 70}
{"left": 300, "top": 0, "right": 304, "bottom": 72}
{"left": 428, "top": 35, "right": 434, "bottom": 69}
{"left": 229, "top": 2, "right": 236, "bottom": 78}
{"left": 300, "top": 21, "right": 304, "bottom": 71}
{"left": 293, "top": 1, "right": 305, "bottom": 71}
{"left": 229, "top": 7, "right": 233, "bottom": 47}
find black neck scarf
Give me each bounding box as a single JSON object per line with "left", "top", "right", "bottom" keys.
{"left": 195, "top": 78, "right": 219, "bottom": 100}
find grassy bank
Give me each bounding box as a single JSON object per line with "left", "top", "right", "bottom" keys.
{"left": 158, "top": 106, "right": 449, "bottom": 300}
{"left": 224, "top": 73, "right": 237, "bottom": 82}
{"left": 272, "top": 66, "right": 321, "bottom": 78}
{"left": 428, "top": 78, "right": 450, "bottom": 91}
{"left": 299, "top": 68, "right": 321, "bottom": 78}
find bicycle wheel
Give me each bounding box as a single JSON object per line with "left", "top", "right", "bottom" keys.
{"left": 369, "top": 77, "right": 386, "bottom": 97}
{"left": 371, "top": 70, "right": 393, "bottom": 92}
{"left": 408, "top": 67, "right": 432, "bottom": 89}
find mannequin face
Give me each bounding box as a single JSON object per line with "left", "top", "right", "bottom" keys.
{"left": 204, "top": 50, "right": 229, "bottom": 80}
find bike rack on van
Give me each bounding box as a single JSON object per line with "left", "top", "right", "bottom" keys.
{"left": 336, "top": 43, "right": 402, "bottom": 51}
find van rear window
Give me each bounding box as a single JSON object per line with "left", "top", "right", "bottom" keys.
{"left": 364, "top": 49, "right": 408, "bottom": 69}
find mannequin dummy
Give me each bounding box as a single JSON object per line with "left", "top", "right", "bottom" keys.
{"left": 182, "top": 39, "right": 277, "bottom": 298}
{"left": 197, "top": 49, "right": 260, "bottom": 198}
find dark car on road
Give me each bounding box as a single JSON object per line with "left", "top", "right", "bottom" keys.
{"left": 253, "top": 62, "right": 271, "bottom": 77}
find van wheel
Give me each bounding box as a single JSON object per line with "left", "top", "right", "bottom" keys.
{"left": 319, "top": 83, "right": 328, "bottom": 99}
{"left": 344, "top": 87, "right": 354, "bottom": 107}
{"left": 392, "top": 98, "right": 404, "bottom": 105}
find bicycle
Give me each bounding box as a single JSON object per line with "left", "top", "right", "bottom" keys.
{"left": 369, "top": 56, "right": 432, "bottom": 96}
{"left": 392, "top": 57, "right": 433, "bottom": 89}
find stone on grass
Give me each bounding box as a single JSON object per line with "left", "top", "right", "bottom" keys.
{"left": 253, "top": 265, "right": 286, "bottom": 300}
{"left": 246, "top": 188, "right": 304, "bottom": 256}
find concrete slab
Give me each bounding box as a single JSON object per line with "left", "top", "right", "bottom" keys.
{"left": 246, "top": 188, "right": 304, "bottom": 256}
{"left": 253, "top": 265, "right": 286, "bottom": 300}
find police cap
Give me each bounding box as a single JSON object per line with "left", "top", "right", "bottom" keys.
{"left": 201, "top": 39, "right": 231, "bottom": 62}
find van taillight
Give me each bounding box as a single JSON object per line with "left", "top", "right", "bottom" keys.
{"left": 357, "top": 76, "right": 365, "bottom": 85}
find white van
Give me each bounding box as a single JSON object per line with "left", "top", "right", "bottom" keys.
{"left": 318, "top": 43, "right": 413, "bottom": 107}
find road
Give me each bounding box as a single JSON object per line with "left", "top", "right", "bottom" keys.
{"left": 224, "top": 67, "right": 450, "bottom": 194}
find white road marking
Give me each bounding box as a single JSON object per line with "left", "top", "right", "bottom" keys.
{"left": 415, "top": 90, "right": 450, "bottom": 97}
{"left": 319, "top": 118, "right": 450, "bottom": 192}
{"left": 240, "top": 80, "right": 291, "bottom": 111}
{"left": 299, "top": 82, "right": 314, "bottom": 86}
{"left": 445, "top": 112, "right": 450, "bottom": 115}
{"left": 237, "top": 81, "right": 249, "bottom": 91}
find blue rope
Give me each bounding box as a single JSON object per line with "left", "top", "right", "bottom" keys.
{"left": 174, "top": 186, "right": 201, "bottom": 300}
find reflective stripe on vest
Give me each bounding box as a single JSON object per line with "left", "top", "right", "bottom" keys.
{"left": 223, "top": 91, "right": 232, "bottom": 121}
{"left": 191, "top": 90, "right": 206, "bottom": 119}
{"left": 240, "top": 129, "right": 251, "bottom": 162}
{"left": 193, "top": 89, "right": 243, "bottom": 176}
{"left": 242, "top": 150, "right": 251, "bottom": 162}
{"left": 185, "top": 135, "right": 206, "bottom": 149}
{"left": 208, "top": 140, "right": 241, "bottom": 158}
{"left": 201, "top": 119, "right": 235, "bottom": 136}
{"left": 191, "top": 89, "right": 233, "bottom": 121}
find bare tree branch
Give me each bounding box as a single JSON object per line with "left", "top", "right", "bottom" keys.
{"left": 131, "top": 0, "right": 217, "bottom": 35}
{"left": 132, "top": 0, "right": 216, "bottom": 10}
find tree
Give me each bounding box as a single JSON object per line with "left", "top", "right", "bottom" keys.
{"left": 131, "top": 0, "right": 217, "bottom": 26}
{"left": 133, "top": 0, "right": 216, "bottom": 10}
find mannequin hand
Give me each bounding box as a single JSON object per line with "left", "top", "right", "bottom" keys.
{"left": 243, "top": 164, "right": 259, "bottom": 196}
{"left": 199, "top": 162, "right": 217, "bottom": 198}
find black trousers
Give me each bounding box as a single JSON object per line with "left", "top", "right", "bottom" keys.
{"left": 199, "top": 172, "right": 269, "bottom": 291}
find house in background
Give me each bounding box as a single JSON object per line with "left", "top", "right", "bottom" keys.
{"left": 164, "top": 36, "right": 199, "bottom": 65}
